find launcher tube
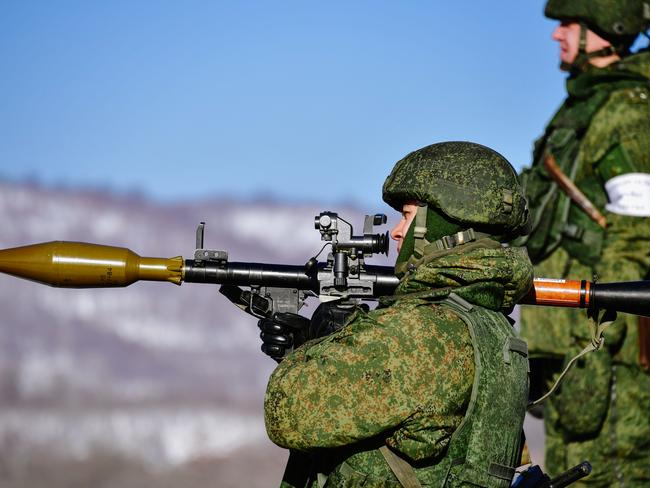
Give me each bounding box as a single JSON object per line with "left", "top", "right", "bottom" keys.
{"left": 0, "top": 241, "right": 648, "bottom": 316}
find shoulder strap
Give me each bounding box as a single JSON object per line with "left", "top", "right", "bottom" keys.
{"left": 440, "top": 295, "right": 528, "bottom": 487}
{"left": 379, "top": 446, "right": 423, "bottom": 488}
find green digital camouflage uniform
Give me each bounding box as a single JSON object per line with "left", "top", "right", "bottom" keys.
{"left": 265, "top": 243, "right": 533, "bottom": 487}
{"left": 518, "top": 50, "right": 650, "bottom": 486}
{"left": 264, "top": 142, "right": 534, "bottom": 487}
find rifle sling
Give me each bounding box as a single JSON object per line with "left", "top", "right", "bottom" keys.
{"left": 529, "top": 309, "right": 616, "bottom": 408}
{"left": 379, "top": 446, "right": 423, "bottom": 488}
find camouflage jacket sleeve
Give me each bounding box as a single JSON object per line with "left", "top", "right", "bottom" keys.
{"left": 582, "top": 88, "right": 650, "bottom": 283}
{"left": 576, "top": 89, "right": 650, "bottom": 352}
{"left": 264, "top": 301, "right": 474, "bottom": 460}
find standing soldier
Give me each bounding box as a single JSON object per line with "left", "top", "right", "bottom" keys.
{"left": 259, "top": 142, "right": 534, "bottom": 487}
{"left": 517, "top": 1, "right": 650, "bottom": 486}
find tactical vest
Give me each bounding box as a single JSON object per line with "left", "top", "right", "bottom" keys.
{"left": 322, "top": 294, "right": 529, "bottom": 488}
{"left": 517, "top": 70, "right": 650, "bottom": 266}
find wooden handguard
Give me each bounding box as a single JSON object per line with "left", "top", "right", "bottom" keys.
{"left": 544, "top": 153, "right": 607, "bottom": 229}
{"left": 521, "top": 278, "right": 592, "bottom": 309}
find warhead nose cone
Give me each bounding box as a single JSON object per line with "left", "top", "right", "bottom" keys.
{"left": 0, "top": 241, "right": 183, "bottom": 287}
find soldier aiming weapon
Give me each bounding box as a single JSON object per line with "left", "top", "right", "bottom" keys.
{"left": 2, "top": 143, "right": 648, "bottom": 487}
{"left": 0, "top": 215, "right": 645, "bottom": 488}
{"left": 0, "top": 213, "right": 648, "bottom": 320}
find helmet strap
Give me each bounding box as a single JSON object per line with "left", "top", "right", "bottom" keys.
{"left": 431, "top": 228, "right": 485, "bottom": 251}
{"left": 397, "top": 227, "right": 491, "bottom": 277}
{"left": 562, "top": 22, "right": 620, "bottom": 73}
{"left": 579, "top": 21, "right": 588, "bottom": 52}
{"left": 412, "top": 204, "right": 494, "bottom": 258}
{"left": 412, "top": 205, "right": 430, "bottom": 258}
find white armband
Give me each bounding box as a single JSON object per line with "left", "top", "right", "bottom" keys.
{"left": 604, "top": 173, "right": 650, "bottom": 217}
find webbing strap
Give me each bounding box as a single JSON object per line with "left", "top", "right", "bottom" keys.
{"left": 432, "top": 229, "right": 479, "bottom": 251}
{"left": 379, "top": 446, "right": 423, "bottom": 488}
{"left": 578, "top": 22, "right": 618, "bottom": 60}
{"left": 528, "top": 309, "right": 616, "bottom": 408}
{"left": 447, "top": 458, "right": 517, "bottom": 484}
{"left": 446, "top": 292, "right": 474, "bottom": 312}
{"left": 579, "top": 22, "right": 587, "bottom": 52}
{"left": 563, "top": 22, "right": 619, "bottom": 72}
{"left": 585, "top": 46, "right": 618, "bottom": 59}
{"left": 413, "top": 205, "right": 429, "bottom": 258}
{"left": 489, "top": 462, "right": 516, "bottom": 481}
{"left": 413, "top": 206, "right": 485, "bottom": 257}
{"left": 503, "top": 337, "right": 529, "bottom": 366}
{"left": 317, "top": 472, "right": 328, "bottom": 488}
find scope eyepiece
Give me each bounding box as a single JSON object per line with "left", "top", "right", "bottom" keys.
{"left": 376, "top": 231, "right": 389, "bottom": 256}
{"left": 346, "top": 232, "right": 389, "bottom": 256}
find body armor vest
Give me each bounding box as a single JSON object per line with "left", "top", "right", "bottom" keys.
{"left": 322, "top": 295, "right": 529, "bottom": 487}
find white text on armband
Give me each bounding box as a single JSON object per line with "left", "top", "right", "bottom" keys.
{"left": 604, "top": 173, "right": 650, "bottom": 217}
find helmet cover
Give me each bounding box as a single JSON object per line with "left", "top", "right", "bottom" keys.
{"left": 382, "top": 141, "right": 530, "bottom": 239}
{"left": 545, "top": 0, "right": 650, "bottom": 39}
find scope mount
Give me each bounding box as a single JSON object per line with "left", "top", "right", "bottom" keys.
{"left": 313, "top": 211, "right": 390, "bottom": 293}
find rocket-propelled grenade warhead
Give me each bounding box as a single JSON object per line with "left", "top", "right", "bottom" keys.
{"left": 0, "top": 241, "right": 183, "bottom": 287}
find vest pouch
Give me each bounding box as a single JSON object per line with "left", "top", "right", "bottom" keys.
{"left": 325, "top": 461, "right": 400, "bottom": 488}
{"left": 553, "top": 347, "right": 612, "bottom": 438}
{"left": 560, "top": 211, "right": 604, "bottom": 268}
{"left": 323, "top": 449, "right": 403, "bottom": 488}
{"left": 560, "top": 175, "right": 606, "bottom": 268}
{"left": 445, "top": 460, "right": 510, "bottom": 488}
{"left": 444, "top": 467, "right": 487, "bottom": 488}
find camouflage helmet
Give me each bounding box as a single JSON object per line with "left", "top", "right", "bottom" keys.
{"left": 545, "top": 0, "right": 650, "bottom": 40}
{"left": 383, "top": 141, "right": 530, "bottom": 239}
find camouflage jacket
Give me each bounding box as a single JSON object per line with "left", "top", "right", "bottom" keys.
{"left": 264, "top": 240, "right": 533, "bottom": 487}
{"left": 518, "top": 51, "right": 650, "bottom": 487}
{"left": 519, "top": 49, "right": 650, "bottom": 275}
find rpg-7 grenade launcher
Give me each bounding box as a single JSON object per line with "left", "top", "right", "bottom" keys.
{"left": 0, "top": 212, "right": 394, "bottom": 318}
{"left": 0, "top": 211, "right": 648, "bottom": 318}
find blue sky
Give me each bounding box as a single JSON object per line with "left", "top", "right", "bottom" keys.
{"left": 1, "top": 1, "right": 568, "bottom": 208}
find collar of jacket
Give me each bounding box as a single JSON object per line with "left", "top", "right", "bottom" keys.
{"left": 381, "top": 238, "right": 533, "bottom": 314}
{"left": 566, "top": 50, "right": 650, "bottom": 100}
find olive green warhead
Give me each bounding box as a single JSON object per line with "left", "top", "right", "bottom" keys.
{"left": 0, "top": 241, "right": 183, "bottom": 287}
